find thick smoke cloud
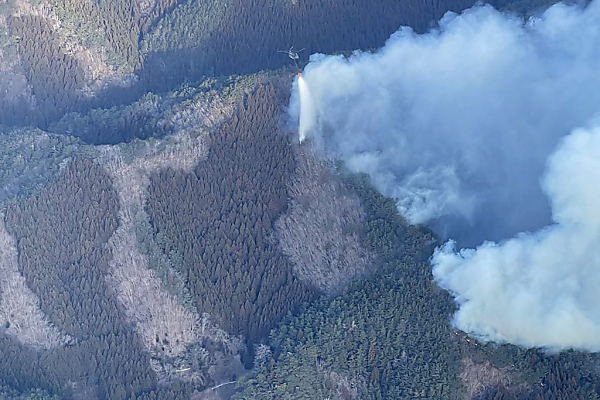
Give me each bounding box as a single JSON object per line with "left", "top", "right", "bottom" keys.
{"left": 291, "top": 1, "right": 600, "bottom": 350}
{"left": 434, "top": 125, "right": 600, "bottom": 351}
{"left": 292, "top": 1, "right": 600, "bottom": 246}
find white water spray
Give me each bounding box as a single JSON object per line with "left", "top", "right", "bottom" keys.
{"left": 297, "top": 74, "right": 317, "bottom": 143}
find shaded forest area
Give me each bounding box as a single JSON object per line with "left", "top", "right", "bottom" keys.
{"left": 41, "top": 71, "right": 261, "bottom": 145}
{"left": 146, "top": 83, "right": 318, "bottom": 346}
{"left": 1, "top": 0, "right": 182, "bottom": 128}
{"left": 235, "top": 173, "right": 600, "bottom": 400}
{"left": 7, "top": 15, "right": 87, "bottom": 127}
{"left": 0, "top": 159, "right": 207, "bottom": 399}
{"left": 47, "top": 94, "right": 172, "bottom": 146}
{"left": 138, "top": 0, "right": 479, "bottom": 91}
{"left": 1, "top": 159, "right": 154, "bottom": 400}
{"left": 0, "top": 0, "right": 559, "bottom": 137}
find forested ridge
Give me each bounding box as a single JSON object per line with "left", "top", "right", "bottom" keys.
{"left": 0, "top": 70, "right": 294, "bottom": 397}
{"left": 0, "top": 59, "right": 598, "bottom": 400}
{"left": 146, "top": 83, "right": 318, "bottom": 343}
{"left": 0, "top": 0, "right": 564, "bottom": 131}
{"left": 0, "top": 74, "right": 353, "bottom": 399}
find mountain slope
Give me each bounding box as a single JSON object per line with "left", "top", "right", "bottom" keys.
{"left": 235, "top": 174, "right": 600, "bottom": 400}
{"left": 0, "top": 0, "right": 555, "bottom": 133}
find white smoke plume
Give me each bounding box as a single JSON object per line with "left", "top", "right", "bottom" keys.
{"left": 291, "top": 0, "right": 600, "bottom": 350}
{"left": 433, "top": 125, "right": 600, "bottom": 351}
{"left": 291, "top": 1, "right": 600, "bottom": 246}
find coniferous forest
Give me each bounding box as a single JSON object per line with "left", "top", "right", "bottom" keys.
{"left": 0, "top": 0, "right": 598, "bottom": 399}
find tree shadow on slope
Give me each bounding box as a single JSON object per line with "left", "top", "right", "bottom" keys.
{"left": 146, "top": 82, "right": 318, "bottom": 351}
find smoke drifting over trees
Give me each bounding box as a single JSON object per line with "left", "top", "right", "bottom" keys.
{"left": 433, "top": 125, "right": 600, "bottom": 351}
{"left": 294, "top": 1, "right": 600, "bottom": 245}
{"left": 294, "top": 1, "right": 600, "bottom": 350}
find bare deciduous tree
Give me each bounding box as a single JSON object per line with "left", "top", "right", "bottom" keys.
{"left": 0, "top": 213, "right": 69, "bottom": 349}
{"left": 99, "top": 111, "right": 244, "bottom": 385}
{"left": 326, "top": 371, "right": 364, "bottom": 400}
{"left": 253, "top": 343, "right": 272, "bottom": 367}
{"left": 165, "top": 91, "right": 233, "bottom": 136}
{"left": 275, "top": 150, "right": 374, "bottom": 294}
{"left": 460, "top": 358, "right": 514, "bottom": 399}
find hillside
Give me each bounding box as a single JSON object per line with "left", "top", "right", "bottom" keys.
{"left": 235, "top": 174, "right": 600, "bottom": 400}
{"left": 1, "top": 71, "right": 598, "bottom": 399}
{"left": 0, "top": 0, "right": 597, "bottom": 399}
{"left": 0, "top": 71, "right": 382, "bottom": 399}
{"left": 0, "top": 0, "right": 559, "bottom": 131}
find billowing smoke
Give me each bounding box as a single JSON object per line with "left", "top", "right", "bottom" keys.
{"left": 291, "top": 1, "right": 600, "bottom": 246}
{"left": 291, "top": 0, "right": 600, "bottom": 350}
{"left": 434, "top": 125, "right": 600, "bottom": 351}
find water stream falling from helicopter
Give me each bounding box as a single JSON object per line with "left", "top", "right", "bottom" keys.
{"left": 296, "top": 73, "right": 316, "bottom": 143}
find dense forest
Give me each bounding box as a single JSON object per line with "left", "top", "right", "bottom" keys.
{"left": 0, "top": 0, "right": 598, "bottom": 399}
{"left": 146, "top": 83, "right": 318, "bottom": 343}
{"left": 235, "top": 174, "right": 600, "bottom": 400}
{"left": 1, "top": 79, "right": 598, "bottom": 399}
{"left": 1, "top": 160, "right": 151, "bottom": 399}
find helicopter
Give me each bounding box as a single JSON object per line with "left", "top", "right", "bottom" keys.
{"left": 278, "top": 46, "right": 305, "bottom": 61}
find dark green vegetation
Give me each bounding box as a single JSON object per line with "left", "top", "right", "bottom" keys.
{"left": 235, "top": 174, "right": 600, "bottom": 399}
{"left": 146, "top": 83, "right": 317, "bottom": 343}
